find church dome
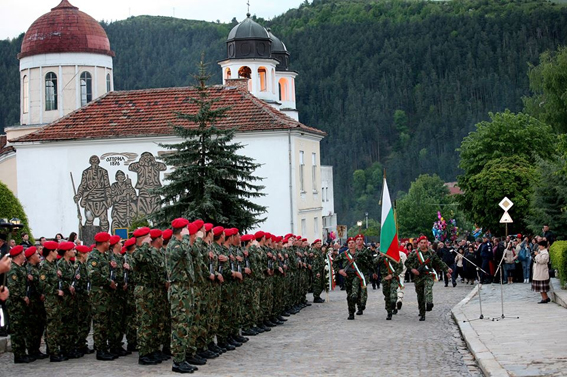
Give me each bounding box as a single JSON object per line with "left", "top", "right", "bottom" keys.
{"left": 267, "top": 29, "right": 290, "bottom": 71}
{"left": 18, "top": 0, "right": 114, "bottom": 59}
{"left": 227, "top": 14, "right": 270, "bottom": 41}
{"left": 226, "top": 14, "right": 271, "bottom": 60}
{"left": 267, "top": 29, "right": 287, "bottom": 53}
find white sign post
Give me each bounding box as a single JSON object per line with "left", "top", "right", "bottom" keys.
{"left": 499, "top": 197, "right": 514, "bottom": 237}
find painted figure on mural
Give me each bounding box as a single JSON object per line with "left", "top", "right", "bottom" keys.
{"left": 74, "top": 155, "right": 112, "bottom": 231}
{"left": 128, "top": 152, "right": 166, "bottom": 216}
{"left": 110, "top": 170, "right": 137, "bottom": 231}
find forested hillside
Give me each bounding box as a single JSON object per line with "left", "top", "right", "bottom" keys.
{"left": 2, "top": 0, "right": 567, "bottom": 223}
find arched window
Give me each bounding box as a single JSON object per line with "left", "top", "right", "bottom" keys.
{"left": 80, "top": 72, "right": 92, "bottom": 106}
{"left": 238, "top": 66, "right": 251, "bottom": 79}
{"left": 45, "top": 72, "right": 57, "bottom": 111}
{"left": 106, "top": 73, "right": 111, "bottom": 92}
{"left": 279, "top": 78, "right": 288, "bottom": 101}
{"left": 258, "top": 67, "right": 267, "bottom": 91}
{"left": 22, "top": 75, "right": 29, "bottom": 114}
{"left": 225, "top": 68, "right": 232, "bottom": 80}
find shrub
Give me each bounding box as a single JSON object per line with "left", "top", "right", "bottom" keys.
{"left": 0, "top": 181, "right": 34, "bottom": 244}
{"left": 549, "top": 241, "right": 567, "bottom": 288}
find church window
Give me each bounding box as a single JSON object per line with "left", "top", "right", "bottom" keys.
{"left": 279, "top": 78, "right": 288, "bottom": 101}
{"left": 106, "top": 73, "right": 111, "bottom": 92}
{"left": 45, "top": 72, "right": 57, "bottom": 111}
{"left": 22, "top": 75, "right": 29, "bottom": 114}
{"left": 225, "top": 68, "right": 231, "bottom": 80}
{"left": 258, "top": 67, "right": 267, "bottom": 91}
{"left": 238, "top": 66, "right": 251, "bottom": 79}
{"left": 80, "top": 71, "right": 92, "bottom": 106}
{"left": 299, "top": 151, "right": 305, "bottom": 192}
{"left": 312, "top": 153, "right": 317, "bottom": 193}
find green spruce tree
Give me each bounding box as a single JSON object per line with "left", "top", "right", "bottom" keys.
{"left": 152, "top": 59, "right": 266, "bottom": 230}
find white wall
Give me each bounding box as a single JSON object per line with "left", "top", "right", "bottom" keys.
{"left": 15, "top": 131, "right": 295, "bottom": 238}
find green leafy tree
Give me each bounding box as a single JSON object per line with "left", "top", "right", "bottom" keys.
{"left": 0, "top": 181, "right": 33, "bottom": 244}
{"left": 465, "top": 156, "right": 535, "bottom": 235}
{"left": 457, "top": 110, "right": 555, "bottom": 228}
{"left": 152, "top": 60, "right": 266, "bottom": 230}
{"left": 396, "top": 174, "right": 453, "bottom": 238}
{"left": 524, "top": 46, "right": 567, "bottom": 134}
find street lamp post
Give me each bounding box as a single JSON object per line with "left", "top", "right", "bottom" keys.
{"left": 357, "top": 221, "right": 362, "bottom": 233}
{"left": 365, "top": 212, "right": 368, "bottom": 229}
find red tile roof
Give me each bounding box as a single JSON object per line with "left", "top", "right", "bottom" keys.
{"left": 0, "top": 136, "right": 15, "bottom": 158}
{"left": 12, "top": 86, "right": 325, "bottom": 143}
{"left": 18, "top": 0, "right": 113, "bottom": 59}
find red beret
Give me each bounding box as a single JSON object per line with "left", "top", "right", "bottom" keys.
{"left": 150, "top": 229, "right": 162, "bottom": 239}
{"left": 255, "top": 231, "right": 265, "bottom": 240}
{"left": 213, "top": 226, "right": 225, "bottom": 236}
{"left": 124, "top": 237, "right": 136, "bottom": 248}
{"left": 313, "top": 239, "right": 321, "bottom": 244}
{"left": 57, "top": 242, "right": 75, "bottom": 251}
{"left": 285, "top": 233, "right": 294, "bottom": 239}
{"left": 171, "top": 218, "right": 189, "bottom": 229}
{"left": 231, "top": 228, "right": 239, "bottom": 235}
{"left": 25, "top": 246, "right": 37, "bottom": 258}
{"left": 43, "top": 241, "right": 59, "bottom": 250}
{"left": 302, "top": 238, "right": 307, "bottom": 242}
{"left": 133, "top": 227, "right": 150, "bottom": 238}
{"left": 9, "top": 245, "right": 24, "bottom": 256}
{"left": 162, "top": 229, "right": 173, "bottom": 241}
{"left": 76, "top": 245, "right": 90, "bottom": 253}
{"left": 265, "top": 232, "right": 272, "bottom": 239}
{"left": 188, "top": 223, "right": 199, "bottom": 235}
{"left": 109, "top": 235, "right": 121, "bottom": 246}
{"left": 204, "top": 223, "right": 213, "bottom": 232}
{"left": 225, "top": 228, "right": 235, "bottom": 237}
{"left": 417, "top": 235, "right": 428, "bottom": 243}
{"left": 276, "top": 236, "right": 283, "bottom": 242}
{"left": 347, "top": 237, "right": 355, "bottom": 243}
{"left": 94, "top": 232, "right": 111, "bottom": 243}
{"left": 241, "top": 234, "right": 254, "bottom": 242}
{"left": 193, "top": 220, "right": 204, "bottom": 229}
{"left": 120, "top": 246, "right": 126, "bottom": 254}
{"left": 517, "top": 234, "right": 522, "bottom": 239}
{"left": 355, "top": 234, "right": 364, "bottom": 241}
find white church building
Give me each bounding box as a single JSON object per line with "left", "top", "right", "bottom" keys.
{"left": 3, "top": 1, "right": 337, "bottom": 240}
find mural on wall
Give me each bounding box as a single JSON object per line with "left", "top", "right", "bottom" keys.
{"left": 73, "top": 152, "right": 166, "bottom": 232}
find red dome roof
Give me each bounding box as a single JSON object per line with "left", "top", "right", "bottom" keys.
{"left": 18, "top": 0, "right": 114, "bottom": 59}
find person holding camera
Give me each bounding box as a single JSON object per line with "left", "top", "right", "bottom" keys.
{"left": 532, "top": 240, "right": 551, "bottom": 303}
{"left": 502, "top": 241, "right": 517, "bottom": 284}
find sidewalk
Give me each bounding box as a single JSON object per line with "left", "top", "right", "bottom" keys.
{"left": 452, "top": 278, "right": 567, "bottom": 377}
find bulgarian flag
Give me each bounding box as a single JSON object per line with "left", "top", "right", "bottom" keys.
{"left": 380, "top": 177, "right": 400, "bottom": 262}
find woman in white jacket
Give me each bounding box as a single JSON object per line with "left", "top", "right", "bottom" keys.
{"left": 532, "top": 240, "right": 551, "bottom": 304}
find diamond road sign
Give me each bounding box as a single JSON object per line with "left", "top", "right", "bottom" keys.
{"left": 499, "top": 197, "right": 514, "bottom": 212}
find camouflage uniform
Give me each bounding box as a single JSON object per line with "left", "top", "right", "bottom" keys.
{"left": 38, "top": 258, "right": 63, "bottom": 356}
{"left": 405, "top": 248, "right": 449, "bottom": 316}
{"left": 6, "top": 262, "right": 30, "bottom": 358}
{"left": 311, "top": 248, "right": 326, "bottom": 300}
{"left": 375, "top": 255, "right": 403, "bottom": 314}
{"left": 123, "top": 252, "right": 137, "bottom": 349}
{"left": 74, "top": 259, "right": 91, "bottom": 351}
{"left": 191, "top": 238, "right": 210, "bottom": 352}
{"left": 108, "top": 251, "right": 126, "bottom": 351}
{"left": 57, "top": 257, "right": 78, "bottom": 354}
{"left": 155, "top": 247, "right": 170, "bottom": 352}
{"left": 87, "top": 248, "right": 114, "bottom": 353}
{"left": 26, "top": 263, "right": 46, "bottom": 355}
{"left": 333, "top": 250, "right": 366, "bottom": 316}
{"left": 132, "top": 243, "right": 159, "bottom": 357}
{"left": 166, "top": 235, "right": 195, "bottom": 363}
{"left": 216, "top": 243, "right": 234, "bottom": 344}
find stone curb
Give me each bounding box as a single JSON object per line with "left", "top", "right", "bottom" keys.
{"left": 451, "top": 286, "right": 509, "bottom": 377}
{"left": 0, "top": 336, "right": 7, "bottom": 354}
{"left": 550, "top": 278, "right": 567, "bottom": 309}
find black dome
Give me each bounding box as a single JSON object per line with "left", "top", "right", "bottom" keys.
{"left": 267, "top": 29, "right": 287, "bottom": 53}
{"left": 267, "top": 29, "right": 290, "bottom": 71}
{"left": 226, "top": 14, "right": 272, "bottom": 60}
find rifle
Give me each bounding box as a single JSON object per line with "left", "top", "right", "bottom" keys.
{"left": 70, "top": 263, "right": 81, "bottom": 289}
{"left": 123, "top": 253, "right": 129, "bottom": 285}
{"left": 70, "top": 172, "right": 83, "bottom": 239}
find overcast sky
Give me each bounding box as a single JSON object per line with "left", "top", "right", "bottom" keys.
{"left": 1, "top": 0, "right": 308, "bottom": 40}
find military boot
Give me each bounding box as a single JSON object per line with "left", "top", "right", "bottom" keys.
{"left": 348, "top": 313, "right": 355, "bottom": 320}
{"left": 386, "top": 312, "right": 392, "bottom": 320}
{"left": 186, "top": 354, "right": 206, "bottom": 365}
{"left": 138, "top": 354, "right": 159, "bottom": 365}
{"left": 14, "top": 355, "right": 33, "bottom": 364}
{"left": 96, "top": 350, "right": 115, "bottom": 361}
{"left": 50, "top": 353, "right": 68, "bottom": 362}
{"left": 313, "top": 297, "right": 325, "bottom": 303}
{"left": 426, "top": 302, "right": 434, "bottom": 311}
{"left": 419, "top": 314, "right": 426, "bottom": 321}
{"left": 172, "top": 361, "right": 196, "bottom": 373}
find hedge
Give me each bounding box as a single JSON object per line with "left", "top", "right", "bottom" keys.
{"left": 549, "top": 241, "right": 567, "bottom": 288}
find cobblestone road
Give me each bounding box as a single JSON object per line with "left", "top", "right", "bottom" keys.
{"left": 0, "top": 282, "right": 482, "bottom": 377}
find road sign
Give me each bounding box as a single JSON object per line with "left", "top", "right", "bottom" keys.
{"left": 499, "top": 211, "right": 513, "bottom": 223}
{"left": 499, "top": 197, "right": 514, "bottom": 212}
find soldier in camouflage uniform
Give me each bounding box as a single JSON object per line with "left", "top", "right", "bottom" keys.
{"left": 24, "top": 246, "right": 48, "bottom": 360}
{"left": 122, "top": 237, "right": 137, "bottom": 352}
{"left": 150, "top": 230, "right": 171, "bottom": 358}
{"left": 74, "top": 245, "right": 93, "bottom": 354}
{"left": 108, "top": 235, "right": 129, "bottom": 356}
{"left": 354, "top": 235, "right": 371, "bottom": 314}
{"left": 166, "top": 219, "right": 199, "bottom": 373}
{"left": 333, "top": 237, "right": 366, "bottom": 320}
{"left": 56, "top": 242, "right": 82, "bottom": 358}
{"left": 87, "top": 232, "right": 117, "bottom": 361}
{"left": 311, "top": 239, "right": 326, "bottom": 303}
{"left": 6, "top": 245, "right": 33, "bottom": 363}
{"left": 240, "top": 234, "right": 259, "bottom": 336}
{"left": 374, "top": 253, "right": 403, "bottom": 320}
{"left": 38, "top": 241, "right": 67, "bottom": 362}
{"left": 405, "top": 235, "right": 452, "bottom": 321}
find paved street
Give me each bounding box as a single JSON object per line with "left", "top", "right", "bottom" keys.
{"left": 0, "top": 282, "right": 481, "bottom": 377}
